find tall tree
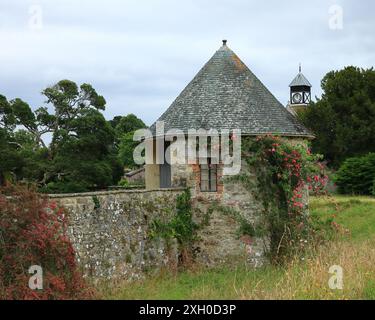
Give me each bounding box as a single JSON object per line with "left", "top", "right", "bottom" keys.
{"left": 298, "top": 66, "right": 375, "bottom": 167}
{"left": 0, "top": 95, "right": 23, "bottom": 185}
{"left": 111, "top": 114, "right": 146, "bottom": 169}
{"left": 4, "top": 80, "right": 123, "bottom": 192}
{"left": 114, "top": 114, "right": 146, "bottom": 139}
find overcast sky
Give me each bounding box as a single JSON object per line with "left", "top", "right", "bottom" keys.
{"left": 0, "top": 0, "right": 374, "bottom": 126}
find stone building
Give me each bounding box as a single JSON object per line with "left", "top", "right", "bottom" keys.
{"left": 145, "top": 40, "right": 312, "bottom": 192}
{"left": 143, "top": 40, "right": 313, "bottom": 265}
{"left": 52, "top": 41, "right": 314, "bottom": 279}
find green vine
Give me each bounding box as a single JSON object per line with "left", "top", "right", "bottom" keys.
{"left": 92, "top": 195, "right": 100, "bottom": 210}
{"left": 149, "top": 189, "right": 200, "bottom": 266}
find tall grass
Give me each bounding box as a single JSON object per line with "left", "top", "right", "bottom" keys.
{"left": 98, "top": 196, "right": 375, "bottom": 300}
{"left": 98, "top": 239, "right": 375, "bottom": 300}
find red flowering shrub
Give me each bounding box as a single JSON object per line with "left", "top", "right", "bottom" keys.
{"left": 243, "top": 135, "right": 329, "bottom": 263}
{"left": 0, "top": 184, "right": 93, "bottom": 300}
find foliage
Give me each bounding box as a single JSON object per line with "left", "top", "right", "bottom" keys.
{"left": 298, "top": 66, "right": 375, "bottom": 167}
{"left": 112, "top": 114, "right": 146, "bottom": 141}
{"left": 117, "top": 178, "right": 129, "bottom": 187}
{"left": 149, "top": 189, "right": 198, "bottom": 266}
{"left": 0, "top": 81, "right": 124, "bottom": 193}
{"left": 172, "top": 189, "right": 198, "bottom": 247}
{"left": 114, "top": 114, "right": 146, "bottom": 169}
{"left": 334, "top": 153, "right": 375, "bottom": 195}
{"left": 242, "top": 135, "right": 327, "bottom": 263}
{"left": 0, "top": 184, "right": 93, "bottom": 300}
{"left": 100, "top": 195, "right": 375, "bottom": 300}
{"left": 0, "top": 95, "right": 24, "bottom": 185}
{"left": 0, "top": 128, "right": 24, "bottom": 185}
{"left": 118, "top": 131, "right": 141, "bottom": 169}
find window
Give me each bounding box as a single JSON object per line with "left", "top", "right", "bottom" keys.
{"left": 200, "top": 159, "right": 217, "bottom": 192}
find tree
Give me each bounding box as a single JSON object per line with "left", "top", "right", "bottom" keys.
{"left": 298, "top": 66, "right": 375, "bottom": 167}
{"left": 118, "top": 131, "right": 140, "bottom": 169}
{"left": 44, "top": 108, "right": 123, "bottom": 192}
{"left": 3, "top": 80, "right": 123, "bottom": 192}
{"left": 334, "top": 153, "right": 375, "bottom": 195}
{"left": 38, "top": 81, "right": 122, "bottom": 192}
{"left": 0, "top": 95, "right": 24, "bottom": 185}
{"left": 1, "top": 81, "right": 147, "bottom": 192}
{"left": 113, "top": 114, "right": 146, "bottom": 141}
{"left": 112, "top": 114, "right": 146, "bottom": 169}
{"left": 10, "top": 99, "right": 54, "bottom": 149}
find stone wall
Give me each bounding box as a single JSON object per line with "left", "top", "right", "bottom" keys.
{"left": 190, "top": 158, "right": 269, "bottom": 268}
{"left": 50, "top": 184, "right": 269, "bottom": 281}
{"left": 50, "top": 137, "right": 311, "bottom": 281}
{"left": 50, "top": 189, "right": 184, "bottom": 281}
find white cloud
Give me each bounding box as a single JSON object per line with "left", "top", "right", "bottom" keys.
{"left": 0, "top": 0, "right": 374, "bottom": 125}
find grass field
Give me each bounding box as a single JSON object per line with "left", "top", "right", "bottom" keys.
{"left": 99, "top": 195, "right": 375, "bottom": 300}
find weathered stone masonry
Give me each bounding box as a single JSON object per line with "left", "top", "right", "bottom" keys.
{"left": 50, "top": 182, "right": 270, "bottom": 280}
{"left": 50, "top": 189, "right": 184, "bottom": 280}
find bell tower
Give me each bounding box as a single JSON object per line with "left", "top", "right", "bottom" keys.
{"left": 287, "top": 64, "right": 312, "bottom": 115}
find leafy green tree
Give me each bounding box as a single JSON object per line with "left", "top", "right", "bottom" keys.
{"left": 1, "top": 95, "right": 50, "bottom": 186}
{"left": 335, "top": 153, "right": 375, "bottom": 195}
{"left": 112, "top": 114, "right": 146, "bottom": 169}
{"left": 46, "top": 108, "right": 123, "bottom": 192}
{"left": 4, "top": 80, "right": 123, "bottom": 192}
{"left": 109, "top": 116, "right": 123, "bottom": 130}
{"left": 118, "top": 131, "right": 140, "bottom": 169}
{"left": 1, "top": 81, "right": 146, "bottom": 192}
{"left": 39, "top": 81, "right": 122, "bottom": 193}
{"left": 114, "top": 114, "right": 146, "bottom": 140}
{"left": 13, "top": 130, "right": 50, "bottom": 184}
{"left": 10, "top": 98, "right": 54, "bottom": 148}
{"left": 0, "top": 95, "right": 23, "bottom": 185}
{"left": 298, "top": 66, "right": 375, "bottom": 167}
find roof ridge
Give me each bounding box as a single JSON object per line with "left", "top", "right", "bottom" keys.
{"left": 150, "top": 42, "right": 312, "bottom": 138}
{"left": 289, "top": 72, "right": 312, "bottom": 87}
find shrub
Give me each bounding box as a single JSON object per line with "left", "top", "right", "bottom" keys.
{"left": 242, "top": 135, "right": 328, "bottom": 263}
{"left": 117, "top": 178, "right": 129, "bottom": 187}
{"left": 149, "top": 189, "right": 198, "bottom": 267}
{"left": 39, "top": 181, "right": 89, "bottom": 194}
{"left": 335, "top": 153, "right": 375, "bottom": 195}
{"left": 0, "top": 184, "right": 93, "bottom": 300}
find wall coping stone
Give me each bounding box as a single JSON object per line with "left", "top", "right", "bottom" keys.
{"left": 48, "top": 188, "right": 185, "bottom": 199}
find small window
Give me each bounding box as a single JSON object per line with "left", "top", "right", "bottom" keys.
{"left": 200, "top": 159, "right": 217, "bottom": 192}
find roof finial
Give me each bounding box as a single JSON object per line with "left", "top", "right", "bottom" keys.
{"left": 222, "top": 39, "right": 227, "bottom": 46}
{"left": 299, "top": 63, "right": 302, "bottom": 73}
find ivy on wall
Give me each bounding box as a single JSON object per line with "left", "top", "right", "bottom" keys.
{"left": 149, "top": 189, "right": 200, "bottom": 267}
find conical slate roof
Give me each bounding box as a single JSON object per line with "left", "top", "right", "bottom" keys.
{"left": 289, "top": 72, "right": 312, "bottom": 87}
{"left": 150, "top": 42, "right": 312, "bottom": 137}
